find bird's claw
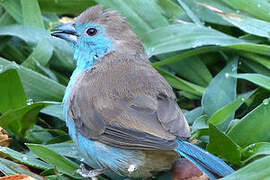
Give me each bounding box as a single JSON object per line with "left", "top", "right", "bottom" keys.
{"left": 76, "top": 163, "right": 107, "bottom": 178}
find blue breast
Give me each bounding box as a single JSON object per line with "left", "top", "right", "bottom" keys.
{"left": 65, "top": 118, "right": 144, "bottom": 174}
{"left": 64, "top": 111, "right": 146, "bottom": 179}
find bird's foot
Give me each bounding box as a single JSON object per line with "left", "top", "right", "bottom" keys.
{"left": 76, "top": 163, "right": 107, "bottom": 178}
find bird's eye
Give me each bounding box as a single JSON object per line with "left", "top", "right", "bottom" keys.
{"left": 86, "top": 28, "right": 97, "bottom": 36}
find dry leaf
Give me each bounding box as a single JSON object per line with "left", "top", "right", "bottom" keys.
{"left": 59, "top": 17, "right": 74, "bottom": 24}
{"left": 0, "top": 175, "right": 35, "bottom": 180}
{"left": 0, "top": 127, "right": 10, "bottom": 147}
{"left": 172, "top": 158, "right": 209, "bottom": 180}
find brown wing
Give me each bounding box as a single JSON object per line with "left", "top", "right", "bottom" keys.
{"left": 67, "top": 55, "right": 190, "bottom": 150}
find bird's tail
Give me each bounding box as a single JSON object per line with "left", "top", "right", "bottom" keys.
{"left": 174, "top": 139, "right": 234, "bottom": 180}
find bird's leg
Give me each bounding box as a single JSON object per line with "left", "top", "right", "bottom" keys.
{"left": 76, "top": 163, "right": 107, "bottom": 178}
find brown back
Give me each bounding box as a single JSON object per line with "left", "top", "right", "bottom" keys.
{"left": 67, "top": 52, "right": 190, "bottom": 150}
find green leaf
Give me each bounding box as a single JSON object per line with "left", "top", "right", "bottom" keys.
{"left": 43, "top": 143, "right": 79, "bottom": 159}
{"left": 21, "top": 0, "right": 45, "bottom": 29}
{"left": 222, "top": 0, "right": 270, "bottom": 22}
{"left": 0, "top": 68, "right": 26, "bottom": 113}
{"left": 204, "top": 6, "right": 270, "bottom": 38}
{"left": 1, "top": 0, "right": 23, "bottom": 23}
{"left": 202, "top": 59, "right": 237, "bottom": 131}
{"left": 168, "top": 56, "right": 212, "bottom": 86}
{"left": 0, "top": 39, "right": 27, "bottom": 63}
{"left": 229, "top": 43, "right": 270, "bottom": 57}
{"left": 157, "top": 0, "right": 184, "bottom": 19}
{"left": 227, "top": 98, "right": 270, "bottom": 147}
{"left": 191, "top": 128, "right": 210, "bottom": 141}
{"left": 45, "top": 135, "right": 71, "bottom": 144}
{"left": 0, "top": 12, "right": 16, "bottom": 27}
{"left": 229, "top": 73, "right": 270, "bottom": 90}
{"left": 41, "top": 104, "right": 65, "bottom": 121}
{"left": 208, "top": 91, "right": 253, "bottom": 126}
{"left": 27, "top": 143, "right": 80, "bottom": 178}
{"left": 241, "top": 142, "right": 270, "bottom": 163}
{"left": 177, "top": 0, "right": 204, "bottom": 26}
{"left": 184, "top": 106, "right": 203, "bottom": 125}
{"left": 25, "top": 125, "right": 54, "bottom": 144}
{"left": 0, "top": 146, "right": 52, "bottom": 170}
{"left": 22, "top": 39, "right": 53, "bottom": 70}
{"left": 142, "top": 23, "right": 270, "bottom": 57}
{"left": 0, "top": 157, "right": 44, "bottom": 179}
{"left": 95, "top": 0, "right": 169, "bottom": 35}
{"left": 207, "top": 123, "right": 241, "bottom": 165}
{"left": 182, "top": 0, "right": 233, "bottom": 26}
{"left": 240, "top": 53, "right": 270, "bottom": 70}
{"left": 192, "top": 114, "right": 208, "bottom": 132}
{"left": 242, "top": 60, "right": 270, "bottom": 78}
{"left": 46, "top": 174, "right": 71, "bottom": 180}
{"left": 152, "top": 46, "right": 223, "bottom": 67}
{"left": 142, "top": 24, "right": 244, "bottom": 56}
{"left": 38, "top": 0, "right": 96, "bottom": 14}
{"left": 0, "top": 25, "right": 45, "bottom": 44}
{"left": 0, "top": 102, "right": 52, "bottom": 137}
{"left": 0, "top": 25, "right": 75, "bottom": 72}
{"left": 156, "top": 67, "right": 205, "bottom": 96}
{"left": 221, "top": 156, "right": 270, "bottom": 180}
{"left": 0, "top": 58, "right": 65, "bottom": 101}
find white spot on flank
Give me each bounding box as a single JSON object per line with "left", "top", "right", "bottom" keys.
{"left": 128, "top": 164, "right": 136, "bottom": 173}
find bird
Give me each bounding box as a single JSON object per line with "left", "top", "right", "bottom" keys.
{"left": 51, "top": 5, "right": 234, "bottom": 179}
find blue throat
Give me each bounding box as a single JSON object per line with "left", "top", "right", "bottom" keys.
{"left": 72, "top": 23, "right": 114, "bottom": 72}
{"left": 63, "top": 23, "right": 114, "bottom": 105}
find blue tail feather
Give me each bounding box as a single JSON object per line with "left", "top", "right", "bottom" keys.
{"left": 174, "top": 139, "right": 234, "bottom": 180}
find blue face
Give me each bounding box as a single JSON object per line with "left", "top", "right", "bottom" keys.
{"left": 51, "top": 22, "right": 114, "bottom": 70}
{"left": 55, "top": 23, "right": 115, "bottom": 107}
{"left": 72, "top": 23, "right": 114, "bottom": 70}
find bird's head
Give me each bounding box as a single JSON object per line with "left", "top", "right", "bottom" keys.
{"left": 51, "top": 5, "right": 144, "bottom": 68}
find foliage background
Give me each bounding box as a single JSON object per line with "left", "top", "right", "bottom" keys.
{"left": 0, "top": 0, "right": 270, "bottom": 179}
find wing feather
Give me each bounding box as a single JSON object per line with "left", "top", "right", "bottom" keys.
{"left": 66, "top": 56, "right": 190, "bottom": 150}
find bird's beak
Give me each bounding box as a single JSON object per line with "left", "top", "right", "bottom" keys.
{"left": 51, "top": 22, "right": 78, "bottom": 44}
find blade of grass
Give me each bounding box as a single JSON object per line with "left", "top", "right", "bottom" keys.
{"left": 221, "top": 156, "right": 270, "bottom": 180}
{"left": 156, "top": 67, "right": 205, "bottom": 96}
{"left": 21, "top": 0, "right": 45, "bottom": 28}
{"left": 229, "top": 73, "right": 270, "bottom": 90}
{"left": 0, "top": 147, "right": 52, "bottom": 170}
{"left": 27, "top": 143, "right": 80, "bottom": 178}
{"left": 0, "top": 68, "right": 26, "bottom": 113}
{"left": 208, "top": 91, "right": 253, "bottom": 126}
{"left": 22, "top": 39, "right": 53, "bottom": 70}
{"left": 202, "top": 59, "right": 238, "bottom": 131}
{"left": 0, "top": 157, "right": 44, "bottom": 179}
{"left": 1, "top": 0, "right": 23, "bottom": 23}
{"left": 0, "top": 58, "right": 65, "bottom": 101}
{"left": 177, "top": 0, "right": 204, "bottom": 26}
{"left": 222, "top": 0, "right": 270, "bottom": 22}
{"left": 227, "top": 98, "right": 270, "bottom": 147}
